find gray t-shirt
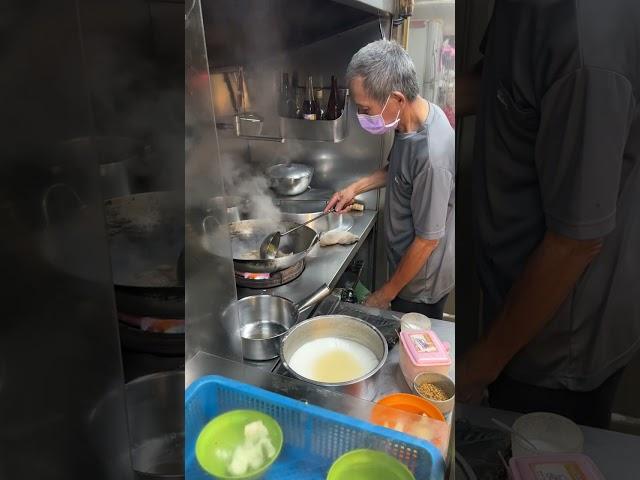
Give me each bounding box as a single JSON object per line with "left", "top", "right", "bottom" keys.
{"left": 475, "top": 0, "right": 640, "bottom": 390}
{"left": 384, "top": 103, "right": 455, "bottom": 304}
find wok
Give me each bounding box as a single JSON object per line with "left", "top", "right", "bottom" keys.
{"left": 222, "top": 219, "right": 318, "bottom": 273}
{"left": 104, "top": 192, "right": 184, "bottom": 289}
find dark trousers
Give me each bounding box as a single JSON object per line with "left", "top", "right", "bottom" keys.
{"left": 488, "top": 368, "right": 625, "bottom": 429}
{"left": 391, "top": 294, "right": 449, "bottom": 319}
{"left": 481, "top": 299, "right": 625, "bottom": 429}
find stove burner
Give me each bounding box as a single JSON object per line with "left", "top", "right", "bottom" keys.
{"left": 118, "top": 311, "right": 184, "bottom": 334}
{"left": 235, "top": 260, "right": 305, "bottom": 289}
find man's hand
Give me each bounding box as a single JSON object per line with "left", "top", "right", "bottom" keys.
{"left": 325, "top": 168, "right": 389, "bottom": 213}
{"left": 364, "top": 288, "right": 394, "bottom": 309}
{"left": 325, "top": 186, "right": 357, "bottom": 213}
{"left": 457, "top": 340, "right": 502, "bottom": 404}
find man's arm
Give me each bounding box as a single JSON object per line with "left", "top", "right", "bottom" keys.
{"left": 325, "top": 166, "right": 388, "bottom": 213}
{"left": 364, "top": 236, "right": 439, "bottom": 309}
{"left": 458, "top": 231, "right": 602, "bottom": 402}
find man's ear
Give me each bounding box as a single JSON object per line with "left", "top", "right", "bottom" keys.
{"left": 390, "top": 91, "right": 407, "bottom": 106}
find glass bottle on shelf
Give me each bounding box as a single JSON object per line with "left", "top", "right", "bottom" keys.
{"left": 279, "top": 72, "right": 296, "bottom": 118}
{"left": 291, "top": 71, "right": 302, "bottom": 119}
{"left": 302, "top": 76, "right": 317, "bottom": 120}
{"left": 325, "top": 75, "right": 340, "bottom": 120}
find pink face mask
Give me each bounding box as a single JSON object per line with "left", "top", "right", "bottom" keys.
{"left": 357, "top": 95, "right": 401, "bottom": 135}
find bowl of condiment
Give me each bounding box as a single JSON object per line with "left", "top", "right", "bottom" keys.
{"left": 195, "top": 410, "right": 283, "bottom": 479}
{"left": 327, "top": 449, "right": 416, "bottom": 480}
{"left": 412, "top": 372, "right": 455, "bottom": 415}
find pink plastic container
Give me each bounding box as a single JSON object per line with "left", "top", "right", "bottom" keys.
{"left": 399, "top": 330, "right": 451, "bottom": 385}
{"left": 509, "top": 454, "right": 605, "bottom": 480}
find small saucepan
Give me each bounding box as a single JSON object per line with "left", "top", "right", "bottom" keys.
{"left": 237, "top": 284, "right": 331, "bottom": 361}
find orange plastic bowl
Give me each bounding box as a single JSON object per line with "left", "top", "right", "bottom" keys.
{"left": 370, "top": 393, "right": 448, "bottom": 454}
{"left": 371, "top": 393, "right": 445, "bottom": 424}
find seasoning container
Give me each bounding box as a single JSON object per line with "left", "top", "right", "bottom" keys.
{"left": 412, "top": 372, "right": 455, "bottom": 415}
{"left": 399, "top": 330, "right": 451, "bottom": 387}
{"left": 509, "top": 453, "right": 605, "bottom": 480}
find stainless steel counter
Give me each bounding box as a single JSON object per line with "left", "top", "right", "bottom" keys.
{"left": 457, "top": 403, "right": 640, "bottom": 479}
{"left": 237, "top": 209, "right": 378, "bottom": 305}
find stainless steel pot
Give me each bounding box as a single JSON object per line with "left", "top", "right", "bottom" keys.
{"left": 125, "top": 371, "right": 184, "bottom": 479}
{"left": 280, "top": 315, "right": 388, "bottom": 396}
{"left": 237, "top": 284, "right": 332, "bottom": 361}
{"left": 266, "top": 163, "right": 314, "bottom": 196}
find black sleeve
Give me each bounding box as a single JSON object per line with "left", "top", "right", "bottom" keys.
{"left": 535, "top": 67, "right": 635, "bottom": 240}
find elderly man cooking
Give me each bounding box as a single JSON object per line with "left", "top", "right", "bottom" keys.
{"left": 325, "top": 40, "right": 455, "bottom": 319}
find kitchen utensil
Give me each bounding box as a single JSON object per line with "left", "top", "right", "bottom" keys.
{"left": 104, "top": 191, "right": 184, "bottom": 289}
{"left": 280, "top": 315, "right": 388, "bottom": 390}
{"left": 491, "top": 418, "right": 540, "bottom": 454}
{"left": 195, "top": 409, "right": 283, "bottom": 480}
{"left": 510, "top": 412, "right": 584, "bottom": 457}
{"left": 412, "top": 372, "right": 455, "bottom": 415}
{"left": 266, "top": 163, "right": 314, "bottom": 196}
{"left": 399, "top": 330, "right": 452, "bottom": 386}
{"left": 370, "top": 393, "right": 448, "bottom": 453}
{"left": 186, "top": 376, "right": 445, "bottom": 480}
{"left": 372, "top": 393, "right": 445, "bottom": 423}
{"left": 280, "top": 211, "right": 353, "bottom": 234}
{"left": 234, "top": 112, "right": 264, "bottom": 137}
{"left": 455, "top": 451, "right": 478, "bottom": 480}
{"left": 126, "top": 371, "right": 185, "bottom": 479}
{"left": 259, "top": 209, "right": 333, "bottom": 259}
{"left": 400, "top": 312, "right": 432, "bottom": 332}
{"left": 327, "top": 449, "right": 416, "bottom": 480}
{"left": 509, "top": 453, "right": 605, "bottom": 480}
{"left": 214, "top": 219, "right": 318, "bottom": 274}
{"left": 237, "top": 284, "right": 332, "bottom": 361}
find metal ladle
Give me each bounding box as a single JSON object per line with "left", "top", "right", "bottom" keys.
{"left": 260, "top": 209, "right": 334, "bottom": 259}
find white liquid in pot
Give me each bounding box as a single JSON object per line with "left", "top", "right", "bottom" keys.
{"left": 288, "top": 337, "right": 379, "bottom": 383}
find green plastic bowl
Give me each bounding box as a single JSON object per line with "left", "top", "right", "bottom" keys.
{"left": 195, "top": 410, "right": 283, "bottom": 479}
{"left": 327, "top": 449, "right": 416, "bottom": 480}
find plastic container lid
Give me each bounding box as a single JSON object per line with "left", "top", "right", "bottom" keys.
{"left": 400, "top": 330, "right": 451, "bottom": 367}
{"left": 509, "top": 453, "right": 605, "bottom": 480}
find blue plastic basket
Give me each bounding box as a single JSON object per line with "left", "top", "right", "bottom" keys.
{"left": 186, "top": 375, "right": 445, "bottom": 480}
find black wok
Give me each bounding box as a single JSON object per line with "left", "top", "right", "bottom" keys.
{"left": 104, "top": 191, "right": 184, "bottom": 289}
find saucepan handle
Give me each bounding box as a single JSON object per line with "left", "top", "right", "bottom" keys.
{"left": 295, "top": 283, "right": 332, "bottom": 313}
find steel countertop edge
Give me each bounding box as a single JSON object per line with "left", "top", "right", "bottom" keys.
{"left": 236, "top": 209, "right": 378, "bottom": 305}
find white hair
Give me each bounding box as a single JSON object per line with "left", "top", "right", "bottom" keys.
{"left": 346, "top": 40, "right": 419, "bottom": 103}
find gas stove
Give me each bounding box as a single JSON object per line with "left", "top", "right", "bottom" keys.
{"left": 234, "top": 260, "right": 305, "bottom": 289}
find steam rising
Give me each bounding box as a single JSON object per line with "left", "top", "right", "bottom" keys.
{"left": 221, "top": 153, "right": 282, "bottom": 222}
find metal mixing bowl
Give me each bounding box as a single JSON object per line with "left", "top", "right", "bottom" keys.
{"left": 280, "top": 315, "right": 388, "bottom": 390}
{"left": 266, "top": 163, "right": 314, "bottom": 196}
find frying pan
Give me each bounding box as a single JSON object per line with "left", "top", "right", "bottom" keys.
{"left": 202, "top": 218, "right": 318, "bottom": 274}
{"left": 104, "top": 191, "right": 184, "bottom": 289}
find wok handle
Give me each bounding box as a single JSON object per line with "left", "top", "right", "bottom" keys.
{"left": 295, "top": 283, "right": 332, "bottom": 313}
{"left": 282, "top": 209, "right": 334, "bottom": 236}
{"left": 42, "top": 183, "right": 85, "bottom": 225}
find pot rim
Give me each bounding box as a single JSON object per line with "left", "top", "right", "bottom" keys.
{"left": 279, "top": 315, "right": 388, "bottom": 387}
